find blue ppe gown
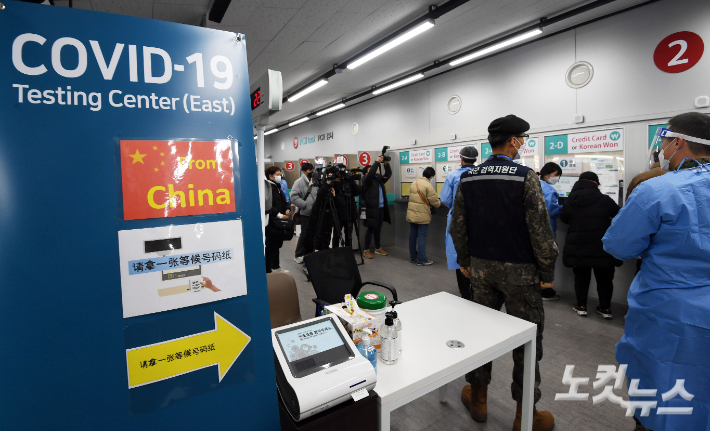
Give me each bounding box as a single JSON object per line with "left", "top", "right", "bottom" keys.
{"left": 441, "top": 165, "right": 473, "bottom": 270}
{"left": 602, "top": 162, "right": 710, "bottom": 431}
{"left": 540, "top": 179, "right": 562, "bottom": 239}
{"left": 280, "top": 179, "right": 290, "bottom": 203}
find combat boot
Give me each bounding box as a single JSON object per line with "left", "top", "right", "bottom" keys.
{"left": 512, "top": 402, "right": 554, "bottom": 431}
{"left": 460, "top": 384, "right": 487, "bottom": 422}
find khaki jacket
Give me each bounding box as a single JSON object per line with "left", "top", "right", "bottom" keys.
{"left": 406, "top": 177, "right": 441, "bottom": 224}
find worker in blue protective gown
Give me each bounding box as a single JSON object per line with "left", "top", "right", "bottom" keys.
{"left": 538, "top": 162, "right": 563, "bottom": 301}
{"left": 602, "top": 112, "right": 710, "bottom": 431}
{"left": 440, "top": 146, "right": 478, "bottom": 300}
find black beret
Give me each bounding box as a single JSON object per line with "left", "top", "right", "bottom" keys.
{"left": 579, "top": 171, "right": 600, "bottom": 184}
{"left": 487, "top": 114, "right": 530, "bottom": 136}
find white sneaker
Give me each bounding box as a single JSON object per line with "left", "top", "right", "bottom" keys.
{"left": 294, "top": 256, "right": 304, "bottom": 264}
{"left": 273, "top": 268, "right": 289, "bottom": 274}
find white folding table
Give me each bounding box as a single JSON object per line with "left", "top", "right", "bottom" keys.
{"left": 372, "top": 292, "right": 538, "bottom": 431}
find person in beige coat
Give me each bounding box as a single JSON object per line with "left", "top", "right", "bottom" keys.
{"left": 407, "top": 167, "right": 442, "bottom": 265}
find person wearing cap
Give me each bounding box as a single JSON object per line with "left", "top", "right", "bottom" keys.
{"left": 450, "top": 115, "right": 558, "bottom": 431}
{"left": 602, "top": 112, "right": 710, "bottom": 431}
{"left": 440, "top": 145, "right": 478, "bottom": 299}
{"left": 560, "top": 172, "right": 621, "bottom": 319}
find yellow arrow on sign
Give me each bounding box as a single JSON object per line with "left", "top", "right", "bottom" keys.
{"left": 126, "top": 312, "right": 250, "bottom": 388}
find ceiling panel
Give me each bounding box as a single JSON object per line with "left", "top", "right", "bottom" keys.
{"left": 306, "top": 11, "right": 369, "bottom": 43}
{"left": 219, "top": 7, "right": 300, "bottom": 41}
{"left": 262, "top": 0, "right": 351, "bottom": 56}
{"left": 153, "top": 3, "right": 205, "bottom": 25}
{"left": 217, "top": 0, "right": 262, "bottom": 26}
{"left": 245, "top": 39, "right": 271, "bottom": 64}
{"left": 260, "top": 0, "right": 309, "bottom": 8}
{"left": 153, "top": 0, "right": 211, "bottom": 5}
{"left": 90, "top": 0, "right": 154, "bottom": 19}
{"left": 43, "top": 0, "right": 651, "bottom": 128}
{"left": 339, "top": 0, "right": 388, "bottom": 15}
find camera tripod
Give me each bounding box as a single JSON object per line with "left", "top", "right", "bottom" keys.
{"left": 342, "top": 182, "right": 365, "bottom": 265}
{"left": 311, "top": 182, "right": 365, "bottom": 265}
{"left": 312, "top": 188, "right": 345, "bottom": 251}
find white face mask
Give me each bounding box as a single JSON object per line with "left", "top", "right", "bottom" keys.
{"left": 512, "top": 138, "right": 522, "bottom": 160}
{"left": 274, "top": 175, "right": 282, "bottom": 182}
{"left": 659, "top": 139, "right": 679, "bottom": 171}
{"left": 548, "top": 176, "right": 560, "bottom": 185}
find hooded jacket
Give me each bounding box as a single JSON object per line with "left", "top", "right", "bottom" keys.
{"left": 560, "top": 179, "right": 621, "bottom": 267}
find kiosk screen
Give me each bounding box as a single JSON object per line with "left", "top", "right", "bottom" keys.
{"left": 275, "top": 317, "right": 354, "bottom": 378}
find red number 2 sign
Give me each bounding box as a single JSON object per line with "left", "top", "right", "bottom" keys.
{"left": 654, "top": 31, "right": 704, "bottom": 74}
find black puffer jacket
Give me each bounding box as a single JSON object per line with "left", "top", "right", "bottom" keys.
{"left": 560, "top": 179, "right": 622, "bottom": 268}
{"left": 265, "top": 180, "right": 289, "bottom": 244}
{"left": 361, "top": 161, "right": 392, "bottom": 228}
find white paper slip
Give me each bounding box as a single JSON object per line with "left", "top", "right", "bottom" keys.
{"left": 351, "top": 388, "right": 369, "bottom": 402}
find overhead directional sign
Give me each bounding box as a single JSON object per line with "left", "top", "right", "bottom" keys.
{"left": 545, "top": 129, "right": 623, "bottom": 155}
{"left": 126, "top": 312, "right": 250, "bottom": 388}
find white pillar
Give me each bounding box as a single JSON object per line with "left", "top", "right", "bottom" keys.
{"left": 256, "top": 125, "right": 266, "bottom": 243}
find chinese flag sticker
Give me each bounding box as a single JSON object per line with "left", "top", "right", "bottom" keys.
{"left": 120, "top": 140, "right": 236, "bottom": 220}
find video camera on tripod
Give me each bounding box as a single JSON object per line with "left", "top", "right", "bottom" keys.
{"left": 314, "top": 164, "right": 365, "bottom": 187}
{"left": 312, "top": 164, "right": 340, "bottom": 188}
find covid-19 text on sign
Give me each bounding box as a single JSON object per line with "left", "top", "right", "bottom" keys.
{"left": 10, "top": 33, "right": 238, "bottom": 115}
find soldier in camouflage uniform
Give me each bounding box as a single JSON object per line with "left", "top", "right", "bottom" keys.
{"left": 450, "top": 115, "right": 558, "bottom": 431}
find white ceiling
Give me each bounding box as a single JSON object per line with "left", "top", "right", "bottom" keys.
{"left": 48, "top": 0, "right": 650, "bottom": 126}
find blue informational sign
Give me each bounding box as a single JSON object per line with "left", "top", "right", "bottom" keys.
{"left": 0, "top": 2, "right": 277, "bottom": 430}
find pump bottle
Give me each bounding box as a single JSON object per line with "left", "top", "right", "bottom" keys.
{"left": 389, "top": 301, "right": 402, "bottom": 354}
{"left": 380, "top": 312, "right": 399, "bottom": 365}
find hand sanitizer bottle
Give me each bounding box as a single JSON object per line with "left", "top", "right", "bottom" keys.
{"left": 380, "top": 312, "right": 399, "bottom": 365}
{"left": 392, "top": 310, "right": 402, "bottom": 355}
{"left": 389, "top": 301, "right": 403, "bottom": 354}
{"left": 357, "top": 333, "right": 377, "bottom": 373}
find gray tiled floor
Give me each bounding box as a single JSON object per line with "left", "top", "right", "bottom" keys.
{"left": 275, "top": 238, "right": 636, "bottom": 431}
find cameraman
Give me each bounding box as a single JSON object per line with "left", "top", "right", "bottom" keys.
{"left": 290, "top": 162, "right": 317, "bottom": 264}
{"left": 332, "top": 164, "right": 363, "bottom": 247}
{"left": 361, "top": 155, "right": 392, "bottom": 259}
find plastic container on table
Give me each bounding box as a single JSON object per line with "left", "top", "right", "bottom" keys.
{"left": 356, "top": 291, "right": 390, "bottom": 349}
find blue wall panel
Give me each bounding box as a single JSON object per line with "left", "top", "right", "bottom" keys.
{"left": 0, "top": 1, "right": 278, "bottom": 429}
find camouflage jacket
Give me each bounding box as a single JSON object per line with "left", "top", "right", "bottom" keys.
{"left": 449, "top": 169, "right": 558, "bottom": 284}
{"left": 679, "top": 158, "right": 710, "bottom": 170}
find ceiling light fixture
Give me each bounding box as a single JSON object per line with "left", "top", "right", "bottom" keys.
{"left": 264, "top": 128, "right": 279, "bottom": 135}
{"left": 372, "top": 74, "right": 425, "bottom": 95}
{"left": 347, "top": 19, "right": 435, "bottom": 70}
{"left": 449, "top": 28, "right": 542, "bottom": 66}
{"left": 316, "top": 103, "right": 346, "bottom": 116}
{"left": 288, "top": 117, "right": 310, "bottom": 127}
{"left": 288, "top": 79, "right": 328, "bottom": 102}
